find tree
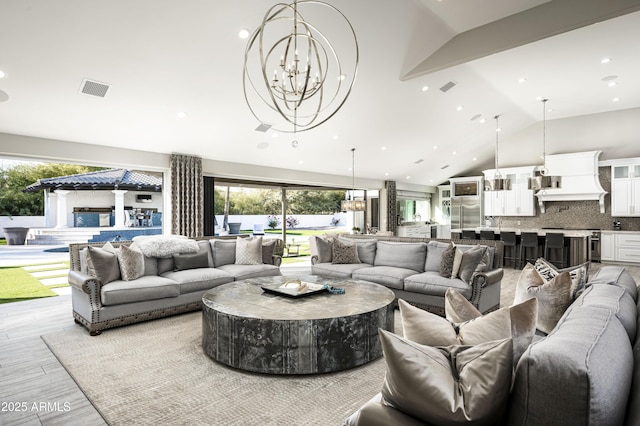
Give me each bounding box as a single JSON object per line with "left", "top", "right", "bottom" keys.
{"left": 0, "top": 162, "right": 104, "bottom": 216}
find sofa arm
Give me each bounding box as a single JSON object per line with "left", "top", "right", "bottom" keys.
{"left": 469, "top": 268, "right": 504, "bottom": 313}
{"left": 68, "top": 270, "right": 102, "bottom": 301}
{"left": 311, "top": 255, "right": 320, "bottom": 265}
{"left": 271, "top": 255, "right": 282, "bottom": 267}
{"left": 475, "top": 268, "right": 504, "bottom": 288}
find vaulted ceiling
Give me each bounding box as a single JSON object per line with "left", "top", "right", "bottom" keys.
{"left": 1, "top": 0, "right": 639, "bottom": 187}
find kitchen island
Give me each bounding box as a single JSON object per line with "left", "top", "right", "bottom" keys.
{"left": 451, "top": 227, "right": 593, "bottom": 266}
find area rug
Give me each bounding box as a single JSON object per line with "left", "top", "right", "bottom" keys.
{"left": 42, "top": 312, "right": 399, "bottom": 426}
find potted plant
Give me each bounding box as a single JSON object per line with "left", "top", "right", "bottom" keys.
{"left": 352, "top": 226, "right": 361, "bottom": 234}
{"left": 0, "top": 201, "right": 29, "bottom": 245}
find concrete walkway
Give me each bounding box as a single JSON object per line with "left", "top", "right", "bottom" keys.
{"left": 0, "top": 244, "right": 69, "bottom": 267}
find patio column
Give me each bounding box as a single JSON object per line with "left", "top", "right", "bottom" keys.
{"left": 54, "top": 189, "right": 71, "bottom": 228}
{"left": 112, "top": 190, "right": 128, "bottom": 229}
{"left": 46, "top": 191, "right": 57, "bottom": 228}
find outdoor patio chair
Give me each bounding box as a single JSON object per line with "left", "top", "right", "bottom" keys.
{"left": 252, "top": 223, "right": 265, "bottom": 235}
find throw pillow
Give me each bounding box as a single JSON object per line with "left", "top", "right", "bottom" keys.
{"left": 332, "top": 238, "right": 360, "bottom": 264}
{"left": 425, "top": 240, "right": 450, "bottom": 272}
{"left": 87, "top": 242, "right": 121, "bottom": 284}
{"left": 444, "top": 286, "right": 482, "bottom": 324}
{"left": 514, "top": 263, "right": 573, "bottom": 334}
{"left": 379, "top": 329, "right": 512, "bottom": 425}
{"left": 173, "top": 250, "right": 210, "bottom": 271}
{"left": 261, "top": 239, "right": 278, "bottom": 264}
{"left": 400, "top": 296, "right": 537, "bottom": 365}
{"left": 534, "top": 258, "right": 590, "bottom": 299}
{"left": 117, "top": 243, "right": 145, "bottom": 281}
{"left": 451, "top": 247, "right": 464, "bottom": 278}
{"left": 314, "top": 236, "right": 334, "bottom": 263}
{"left": 439, "top": 243, "right": 456, "bottom": 278}
{"left": 235, "top": 236, "right": 263, "bottom": 265}
{"left": 458, "top": 245, "right": 488, "bottom": 283}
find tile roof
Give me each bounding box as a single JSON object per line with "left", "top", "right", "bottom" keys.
{"left": 23, "top": 168, "right": 162, "bottom": 192}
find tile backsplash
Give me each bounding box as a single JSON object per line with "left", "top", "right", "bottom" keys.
{"left": 491, "top": 167, "right": 640, "bottom": 231}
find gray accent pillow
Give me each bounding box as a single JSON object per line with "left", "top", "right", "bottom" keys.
{"left": 117, "top": 243, "right": 145, "bottom": 281}
{"left": 235, "top": 236, "right": 263, "bottom": 265}
{"left": 439, "top": 243, "right": 456, "bottom": 278}
{"left": 332, "top": 238, "right": 360, "bottom": 264}
{"left": 379, "top": 329, "right": 512, "bottom": 425}
{"left": 425, "top": 240, "right": 450, "bottom": 272}
{"left": 262, "top": 239, "right": 277, "bottom": 264}
{"left": 315, "top": 236, "right": 334, "bottom": 263}
{"left": 87, "top": 242, "right": 121, "bottom": 284}
{"left": 374, "top": 241, "right": 426, "bottom": 272}
{"left": 340, "top": 238, "right": 377, "bottom": 264}
{"left": 173, "top": 250, "right": 210, "bottom": 271}
{"left": 458, "top": 245, "right": 487, "bottom": 283}
{"left": 514, "top": 264, "right": 573, "bottom": 334}
{"left": 210, "top": 239, "right": 237, "bottom": 267}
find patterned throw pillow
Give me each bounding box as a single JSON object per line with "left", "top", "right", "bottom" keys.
{"left": 534, "top": 258, "right": 589, "bottom": 299}
{"left": 235, "top": 236, "right": 263, "bottom": 265}
{"left": 331, "top": 238, "right": 360, "bottom": 264}
{"left": 439, "top": 243, "right": 456, "bottom": 278}
{"left": 87, "top": 242, "right": 121, "bottom": 284}
{"left": 117, "top": 243, "right": 145, "bottom": 281}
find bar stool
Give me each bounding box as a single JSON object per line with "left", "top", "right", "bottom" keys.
{"left": 480, "top": 230, "right": 496, "bottom": 241}
{"left": 544, "top": 233, "right": 568, "bottom": 268}
{"left": 519, "top": 232, "right": 541, "bottom": 268}
{"left": 461, "top": 230, "right": 477, "bottom": 240}
{"left": 500, "top": 231, "right": 518, "bottom": 268}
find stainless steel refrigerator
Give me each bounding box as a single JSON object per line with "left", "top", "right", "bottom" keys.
{"left": 450, "top": 196, "right": 483, "bottom": 230}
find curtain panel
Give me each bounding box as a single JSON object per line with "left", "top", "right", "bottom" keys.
{"left": 385, "top": 180, "right": 397, "bottom": 235}
{"left": 170, "top": 154, "right": 203, "bottom": 237}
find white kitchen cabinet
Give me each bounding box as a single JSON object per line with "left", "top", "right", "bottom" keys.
{"left": 600, "top": 232, "right": 615, "bottom": 261}
{"left": 482, "top": 167, "right": 536, "bottom": 216}
{"left": 601, "top": 231, "right": 640, "bottom": 263}
{"left": 611, "top": 163, "right": 640, "bottom": 217}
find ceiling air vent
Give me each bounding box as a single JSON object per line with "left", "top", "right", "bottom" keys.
{"left": 79, "top": 79, "right": 111, "bottom": 98}
{"left": 439, "top": 81, "right": 456, "bottom": 93}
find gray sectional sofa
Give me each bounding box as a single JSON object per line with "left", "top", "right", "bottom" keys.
{"left": 345, "top": 265, "right": 640, "bottom": 426}
{"left": 68, "top": 235, "right": 283, "bottom": 335}
{"left": 310, "top": 234, "right": 504, "bottom": 315}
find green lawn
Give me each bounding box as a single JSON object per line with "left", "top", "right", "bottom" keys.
{"left": 0, "top": 266, "right": 58, "bottom": 304}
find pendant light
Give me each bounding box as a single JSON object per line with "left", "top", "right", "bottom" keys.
{"left": 528, "top": 98, "right": 562, "bottom": 190}
{"left": 484, "top": 115, "right": 511, "bottom": 191}
{"left": 341, "top": 148, "right": 366, "bottom": 211}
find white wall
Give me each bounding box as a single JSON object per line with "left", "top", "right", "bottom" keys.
{"left": 0, "top": 216, "right": 46, "bottom": 238}
{"left": 214, "top": 213, "right": 349, "bottom": 230}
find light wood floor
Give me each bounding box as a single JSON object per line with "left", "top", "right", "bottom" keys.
{"left": 2, "top": 262, "right": 639, "bottom": 425}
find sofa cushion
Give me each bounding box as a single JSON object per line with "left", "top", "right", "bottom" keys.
{"left": 261, "top": 239, "right": 278, "bottom": 264}
{"left": 404, "top": 271, "right": 472, "bottom": 299}
{"left": 400, "top": 297, "right": 537, "bottom": 365}
{"left": 509, "top": 305, "right": 633, "bottom": 426}
{"left": 513, "top": 263, "right": 573, "bottom": 334}
{"left": 341, "top": 238, "right": 377, "bottom": 265}
{"left": 534, "top": 257, "right": 589, "bottom": 299}
{"left": 590, "top": 265, "right": 638, "bottom": 302}
{"left": 332, "top": 238, "right": 360, "bottom": 264}
{"left": 216, "top": 264, "right": 281, "bottom": 281}
{"left": 197, "top": 239, "right": 214, "bottom": 266}
{"left": 570, "top": 283, "right": 637, "bottom": 342}
{"left": 343, "top": 393, "right": 425, "bottom": 426}
{"left": 352, "top": 266, "right": 418, "bottom": 290}
{"left": 100, "top": 276, "right": 180, "bottom": 306}
{"left": 173, "top": 250, "right": 210, "bottom": 271}
{"left": 117, "top": 243, "right": 145, "bottom": 281}
{"left": 439, "top": 243, "right": 456, "bottom": 278}
{"left": 314, "top": 236, "right": 334, "bottom": 263}
{"left": 210, "top": 239, "right": 237, "bottom": 267}
{"left": 161, "top": 268, "right": 234, "bottom": 294}
{"left": 311, "top": 262, "right": 372, "bottom": 279}
{"left": 87, "top": 242, "right": 120, "bottom": 284}
{"left": 374, "top": 241, "right": 426, "bottom": 272}
{"left": 425, "top": 240, "right": 450, "bottom": 272}
{"left": 142, "top": 256, "right": 158, "bottom": 276}
{"left": 236, "top": 236, "right": 263, "bottom": 265}
{"left": 379, "top": 329, "right": 512, "bottom": 425}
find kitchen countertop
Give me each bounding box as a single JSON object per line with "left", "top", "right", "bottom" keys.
{"left": 451, "top": 227, "right": 594, "bottom": 238}
{"left": 600, "top": 230, "right": 640, "bottom": 234}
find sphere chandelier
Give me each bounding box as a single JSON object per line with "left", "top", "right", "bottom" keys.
{"left": 243, "top": 1, "right": 359, "bottom": 142}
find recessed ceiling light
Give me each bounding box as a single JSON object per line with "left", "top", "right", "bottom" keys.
{"left": 384, "top": 172, "right": 389, "bottom": 176}
{"left": 613, "top": 97, "right": 620, "bottom": 102}
{"left": 421, "top": 85, "right": 429, "bottom": 92}
{"left": 0, "top": 70, "right": 6, "bottom": 79}
{"left": 518, "top": 77, "right": 527, "bottom": 83}
{"left": 338, "top": 74, "right": 346, "bottom": 81}
{"left": 456, "top": 105, "right": 464, "bottom": 111}
{"left": 381, "top": 146, "right": 387, "bottom": 150}
{"left": 601, "top": 57, "right": 612, "bottom": 64}
{"left": 238, "top": 28, "right": 250, "bottom": 39}
{"left": 272, "top": 133, "right": 278, "bottom": 138}
{"left": 452, "top": 151, "right": 457, "bottom": 155}
{"left": 298, "top": 160, "right": 304, "bottom": 164}
{"left": 479, "top": 118, "right": 486, "bottom": 124}
{"left": 472, "top": 157, "right": 477, "bottom": 161}
{"left": 406, "top": 176, "right": 411, "bottom": 179}
{"left": 430, "top": 179, "right": 434, "bottom": 183}
{"left": 433, "top": 145, "right": 438, "bottom": 150}
{"left": 177, "top": 112, "right": 187, "bottom": 119}
{"left": 333, "top": 135, "right": 339, "bottom": 140}
{"left": 608, "top": 81, "right": 617, "bottom": 87}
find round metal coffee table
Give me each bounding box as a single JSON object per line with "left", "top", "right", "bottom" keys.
{"left": 201, "top": 275, "right": 395, "bottom": 375}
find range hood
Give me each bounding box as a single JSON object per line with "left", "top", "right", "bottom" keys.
{"left": 535, "top": 150, "right": 607, "bottom": 213}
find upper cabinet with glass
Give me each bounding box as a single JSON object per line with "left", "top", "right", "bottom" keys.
{"left": 482, "top": 166, "right": 536, "bottom": 216}
{"left": 611, "top": 160, "right": 640, "bottom": 217}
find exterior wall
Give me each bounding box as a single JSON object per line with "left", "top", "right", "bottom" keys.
{"left": 0, "top": 216, "right": 46, "bottom": 238}
{"left": 214, "top": 213, "right": 349, "bottom": 231}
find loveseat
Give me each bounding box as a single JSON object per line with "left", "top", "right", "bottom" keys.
{"left": 68, "top": 235, "right": 283, "bottom": 335}
{"left": 345, "top": 265, "right": 640, "bottom": 426}
{"left": 310, "top": 234, "right": 504, "bottom": 315}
